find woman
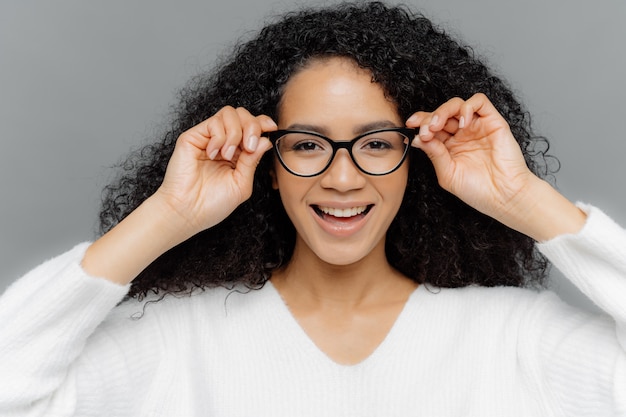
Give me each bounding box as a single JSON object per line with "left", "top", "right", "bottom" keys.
{"left": 1, "top": 2, "right": 624, "bottom": 415}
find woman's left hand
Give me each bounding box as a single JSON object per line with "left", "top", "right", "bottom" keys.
{"left": 407, "top": 93, "right": 534, "bottom": 220}
{"left": 406, "top": 93, "right": 586, "bottom": 241}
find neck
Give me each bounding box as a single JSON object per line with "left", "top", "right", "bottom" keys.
{"left": 271, "top": 237, "right": 417, "bottom": 309}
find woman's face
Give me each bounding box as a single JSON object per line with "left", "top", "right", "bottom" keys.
{"left": 273, "top": 57, "right": 409, "bottom": 266}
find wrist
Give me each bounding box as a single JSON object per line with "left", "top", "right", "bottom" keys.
{"left": 146, "top": 192, "right": 200, "bottom": 246}
{"left": 502, "top": 178, "right": 587, "bottom": 242}
{"left": 82, "top": 195, "right": 195, "bottom": 285}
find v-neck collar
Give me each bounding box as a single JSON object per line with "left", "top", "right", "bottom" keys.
{"left": 263, "top": 280, "right": 424, "bottom": 369}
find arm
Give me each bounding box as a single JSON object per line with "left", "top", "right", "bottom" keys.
{"left": 525, "top": 205, "right": 626, "bottom": 414}
{"left": 83, "top": 107, "right": 276, "bottom": 285}
{"left": 537, "top": 203, "right": 626, "bottom": 341}
{"left": 0, "top": 107, "right": 276, "bottom": 415}
{"left": 0, "top": 244, "right": 129, "bottom": 414}
{"left": 407, "top": 94, "right": 625, "bottom": 413}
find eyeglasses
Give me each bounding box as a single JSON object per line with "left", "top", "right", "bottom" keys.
{"left": 264, "top": 127, "right": 417, "bottom": 177}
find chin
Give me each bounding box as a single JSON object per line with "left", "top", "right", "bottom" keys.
{"left": 312, "top": 244, "right": 374, "bottom": 267}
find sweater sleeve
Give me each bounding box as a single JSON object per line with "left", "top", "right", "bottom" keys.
{"left": 0, "top": 243, "right": 130, "bottom": 416}
{"left": 529, "top": 204, "right": 626, "bottom": 415}
{"left": 536, "top": 204, "right": 626, "bottom": 347}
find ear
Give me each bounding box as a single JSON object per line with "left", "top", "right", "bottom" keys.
{"left": 270, "top": 167, "right": 279, "bottom": 190}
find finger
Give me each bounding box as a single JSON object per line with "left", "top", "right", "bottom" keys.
{"left": 406, "top": 112, "right": 433, "bottom": 145}
{"left": 458, "top": 99, "right": 479, "bottom": 131}
{"left": 236, "top": 109, "right": 278, "bottom": 153}
{"left": 176, "top": 128, "right": 210, "bottom": 157}
{"left": 412, "top": 98, "right": 464, "bottom": 142}
{"left": 175, "top": 118, "right": 226, "bottom": 162}
{"left": 433, "top": 130, "right": 454, "bottom": 144}
{"left": 203, "top": 116, "right": 228, "bottom": 160}
{"left": 460, "top": 93, "right": 508, "bottom": 131}
{"left": 258, "top": 115, "right": 278, "bottom": 133}
{"left": 417, "top": 114, "right": 447, "bottom": 142}
{"left": 232, "top": 137, "right": 274, "bottom": 196}
{"left": 464, "top": 93, "right": 498, "bottom": 118}
{"left": 442, "top": 117, "right": 460, "bottom": 134}
{"left": 220, "top": 107, "right": 246, "bottom": 161}
{"left": 430, "top": 97, "right": 465, "bottom": 128}
{"left": 409, "top": 113, "right": 438, "bottom": 141}
{"left": 414, "top": 133, "right": 454, "bottom": 186}
{"left": 412, "top": 128, "right": 454, "bottom": 149}
{"left": 169, "top": 131, "right": 210, "bottom": 172}
{"left": 235, "top": 107, "right": 262, "bottom": 153}
{"left": 405, "top": 111, "right": 429, "bottom": 127}
{"left": 253, "top": 115, "right": 278, "bottom": 151}
{"left": 197, "top": 106, "right": 239, "bottom": 160}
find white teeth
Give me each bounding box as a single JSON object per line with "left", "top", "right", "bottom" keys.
{"left": 318, "top": 205, "right": 368, "bottom": 218}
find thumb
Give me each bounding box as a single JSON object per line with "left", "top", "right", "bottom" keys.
{"left": 414, "top": 136, "right": 453, "bottom": 185}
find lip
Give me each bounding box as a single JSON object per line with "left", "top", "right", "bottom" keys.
{"left": 309, "top": 202, "right": 374, "bottom": 237}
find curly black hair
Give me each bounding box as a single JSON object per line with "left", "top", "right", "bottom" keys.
{"left": 99, "top": 1, "right": 556, "bottom": 299}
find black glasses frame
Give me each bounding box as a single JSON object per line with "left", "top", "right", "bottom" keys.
{"left": 264, "top": 127, "right": 418, "bottom": 177}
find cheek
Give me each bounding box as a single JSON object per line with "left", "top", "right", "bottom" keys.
{"left": 385, "top": 167, "right": 409, "bottom": 207}
{"left": 272, "top": 164, "right": 303, "bottom": 204}
{"left": 388, "top": 162, "right": 409, "bottom": 189}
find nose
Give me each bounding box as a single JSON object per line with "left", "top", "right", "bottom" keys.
{"left": 319, "top": 149, "right": 367, "bottom": 192}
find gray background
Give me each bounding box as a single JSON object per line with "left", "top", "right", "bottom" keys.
{"left": 1, "top": 0, "right": 625, "bottom": 313}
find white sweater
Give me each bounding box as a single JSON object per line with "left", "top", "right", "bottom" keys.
{"left": 1, "top": 204, "right": 625, "bottom": 416}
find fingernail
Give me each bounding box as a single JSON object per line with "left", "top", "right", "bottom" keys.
{"left": 209, "top": 149, "right": 219, "bottom": 160}
{"left": 406, "top": 114, "right": 418, "bottom": 124}
{"left": 430, "top": 115, "right": 439, "bottom": 127}
{"left": 247, "top": 135, "right": 259, "bottom": 151}
{"left": 224, "top": 145, "right": 236, "bottom": 161}
{"left": 459, "top": 116, "right": 465, "bottom": 129}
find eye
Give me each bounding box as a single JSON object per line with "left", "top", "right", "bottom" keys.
{"left": 356, "top": 132, "right": 407, "bottom": 153}
{"left": 278, "top": 133, "right": 329, "bottom": 153}
{"left": 293, "top": 140, "right": 324, "bottom": 151}
{"left": 362, "top": 139, "right": 392, "bottom": 150}
{"left": 357, "top": 137, "right": 394, "bottom": 153}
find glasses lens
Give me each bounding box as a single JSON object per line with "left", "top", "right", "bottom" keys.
{"left": 274, "top": 129, "right": 411, "bottom": 176}
{"left": 275, "top": 133, "right": 333, "bottom": 176}
{"left": 352, "top": 131, "right": 410, "bottom": 174}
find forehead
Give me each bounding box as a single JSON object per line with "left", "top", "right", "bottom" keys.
{"left": 277, "top": 57, "right": 400, "bottom": 126}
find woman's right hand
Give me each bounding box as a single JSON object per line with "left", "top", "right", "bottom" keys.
{"left": 155, "top": 106, "right": 276, "bottom": 239}
{"left": 82, "top": 107, "right": 276, "bottom": 285}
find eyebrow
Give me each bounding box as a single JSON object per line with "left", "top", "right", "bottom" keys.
{"left": 284, "top": 120, "right": 400, "bottom": 137}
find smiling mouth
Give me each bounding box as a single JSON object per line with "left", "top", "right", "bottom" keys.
{"left": 312, "top": 204, "right": 373, "bottom": 220}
